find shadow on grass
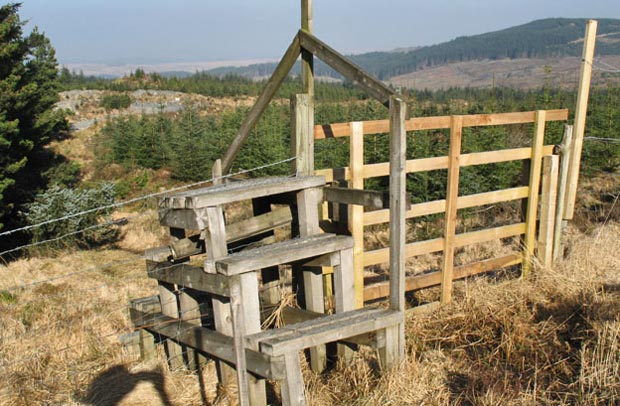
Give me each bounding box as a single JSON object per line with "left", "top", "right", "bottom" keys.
{"left": 80, "top": 365, "right": 172, "bottom": 406}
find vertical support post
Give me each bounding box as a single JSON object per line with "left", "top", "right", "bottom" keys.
{"left": 229, "top": 275, "right": 250, "bottom": 406}
{"left": 292, "top": 94, "right": 314, "bottom": 175}
{"left": 538, "top": 155, "right": 559, "bottom": 271}
{"left": 213, "top": 158, "right": 223, "bottom": 185}
{"left": 553, "top": 125, "right": 573, "bottom": 261}
{"left": 281, "top": 352, "right": 306, "bottom": 406}
{"left": 388, "top": 96, "right": 406, "bottom": 362}
{"left": 349, "top": 121, "right": 365, "bottom": 308}
{"left": 159, "top": 227, "right": 186, "bottom": 370}
{"left": 301, "top": 0, "right": 314, "bottom": 98}
{"left": 564, "top": 20, "right": 598, "bottom": 219}
{"left": 296, "top": 186, "right": 326, "bottom": 372}
{"left": 523, "top": 110, "right": 547, "bottom": 276}
{"left": 204, "top": 206, "right": 235, "bottom": 386}
{"left": 440, "top": 116, "right": 463, "bottom": 305}
{"left": 333, "top": 247, "right": 355, "bottom": 360}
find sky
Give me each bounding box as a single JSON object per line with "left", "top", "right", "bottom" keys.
{"left": 14, "top": 0, "right": 620, "bottom": 66}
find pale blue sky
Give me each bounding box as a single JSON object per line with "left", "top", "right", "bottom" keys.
{"left": 14, "top": 0, "right": 620, "bottom": 65}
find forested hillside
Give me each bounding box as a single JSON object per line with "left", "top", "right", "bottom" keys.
{"left": 208, "top": 18, "right": 620, "bottom": 80}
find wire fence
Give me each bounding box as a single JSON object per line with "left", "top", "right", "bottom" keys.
{"left": 0, "top": 156, "right": 296, "bottom": 240}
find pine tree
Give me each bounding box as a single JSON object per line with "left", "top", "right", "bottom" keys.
{"left": 0, "top": 3, "right": 68, "bottom": 237}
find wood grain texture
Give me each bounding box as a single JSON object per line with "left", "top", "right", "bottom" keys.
{"left": 313, "top": 109, "right": 568, "bottom": 139}
{"left": 538, "top": 155, "right": 559, "bottom": 271}
{"left": 523, "top": 111, "right": 547, "bottom": 276}
{"left": 441, "top": 116, "right": 463, "bottom": 304}
{"left": 564, "top": 20, "right": 597, "bottom": 219}
{"left": 299, "top": 30, "right": 395, "bottom": 106}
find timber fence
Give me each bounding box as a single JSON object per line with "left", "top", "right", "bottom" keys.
{"left": 314, "top": 108, "right": 571, "bottom": 305}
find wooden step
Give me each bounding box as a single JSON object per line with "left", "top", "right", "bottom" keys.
{"left": 130, "top": 307, "right": 285, "bottom": 380}
{"left": 246, "top": 307, "right": 402, "bottom": 356}
{"left": 210, "top": 233, "right": 354, "bottom": 276}
{"left": 159, "top": 175, "right": 325, "bottom": 209}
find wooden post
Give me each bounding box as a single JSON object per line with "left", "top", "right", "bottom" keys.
{"left": 292, "top": 94, "right": 314, "bottom": 176}
{"left": 387, "top": 96, "right": 406, "bottom": 362}
{"left": 553, "top": 125, "right": 573, "bottom": 261}
{"left": 204, "top": 207, "right": 236, "bottom": 386}
{"left": 301, "top": 0, "right": 314, "bottom": 97}
{"left": 564, "top": 20, "right": 598, "bottom": 219}
{"left": 296, "top": 186, "right": 326, "bottom": 372}
{"left": 229, "top": 276, "right": 250, "bottom": 406}
{"left": 212, "top": 159, "right": 223, "bottom": 185}
{"left": 440, "top": 116, "right": 463, "bottom": 305}
{"left": 349, "top": 121, "right": 365, "bottom": 308}
{"left": 538, "top": 155, "right": 559, "bottom": 271}
{"left": 523, "top": 110, "right": 547, "bottom": 276}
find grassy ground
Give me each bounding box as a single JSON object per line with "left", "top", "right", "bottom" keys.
{"left": 1, "top": 205, "right": 619, "bottom": 405}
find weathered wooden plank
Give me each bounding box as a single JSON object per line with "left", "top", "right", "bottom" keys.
{"left": 364, "top": 186, "right": 529, "bottom": 226}
{"left": 292, "top": 93, "right": 314, "bottom": 176}
{"left": 363, "top": 253, "right": 522, "bottom": 301}
{"left": 159, "top": 207, "right": 209, "bottom": 229}
{"left": 281, "top": 353, "right": 306, "bottom": 406}
{"left": 323, "top": 187, "right": 385, "bottom": 209}
{"left": 133, "top": 309, "right": 285, "bottom": 380}
{"left": 313, "top": 109, "right": 569, "bottom": 139}
{"left": 160, "top": 176, "right": 325, "bottom": 209}
{"left": 523, "top": 111, "right": 547, "bottom": 276}
{"left": 204, "top": 205, "right": 235, "bottom": 385}
{"left": 564, "top": 20, "right": 597, "bottom": 219}
{"left": 253, "top": 308, "right": 402, "bottom": 356}
{"left": 215, "top": 234, "right": 354, "bottom": 276}
{"left": 554, "top": 125, "right": 573, "bottom": 261}
{"left": 220, "top": 34, "right": 301, "bottom": 174}
{"left": 298, "top": 30, "right": 395, "bottom": 105}
{"left": 388, "top": 96, "right": 406, "bottom": 361}
{"left": 226, "top": 206, "right": 293, "bottom": 244}
{"left": 441, "top": 116, "right": 463, "bottom": 304}
{"left": 538, "top": 155, "right": 559, "bottom": 271}
{"left": 229, "top": 276, "right": 250, "bottom": 406}
{"left": 147, "top": 261, "right": 230, "bottom": 297}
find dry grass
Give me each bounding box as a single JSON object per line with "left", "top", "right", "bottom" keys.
{"left": 1, "top": 212, "right": 619, "bottom": 405}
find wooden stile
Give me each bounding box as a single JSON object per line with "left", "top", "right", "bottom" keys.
{"left": 523, "top": 111, "right": 547, "bottom": 276}
{"left": 440, "top": 116, "right": 463, "bottom": 304}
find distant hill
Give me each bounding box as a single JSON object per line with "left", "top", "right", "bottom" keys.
{"left": 207, "top": 18, "right": 620, "bottom": 87}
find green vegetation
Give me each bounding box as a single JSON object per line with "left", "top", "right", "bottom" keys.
{"left": 93, "top": 84, "right": 620, "bottom": 203}
{"left": 100, "top": 93, "right": 131, "bottom": 110}
{"left": 59, "top": 69, "right": 370, "bottom": 102}
{"left": 0, "top": 3, "right": 72, "bottom": 250}
{"left": 25, "top": 183, "right": 117, "bottom": 250}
